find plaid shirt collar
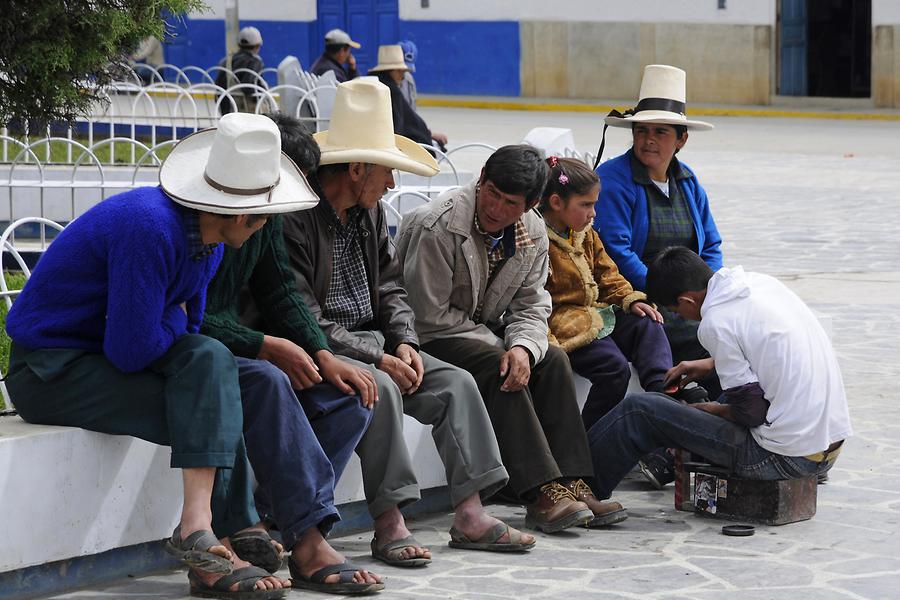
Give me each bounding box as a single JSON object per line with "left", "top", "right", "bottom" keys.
{"left": 629, "top": 148, "right": 691, "bottom": 186}
{"left": 181, "top": 207, "right": 218, "bottom": 261}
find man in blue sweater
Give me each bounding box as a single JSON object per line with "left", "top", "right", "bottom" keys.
{"left": 4, "top": 113, "right": 337, "bottom": 598}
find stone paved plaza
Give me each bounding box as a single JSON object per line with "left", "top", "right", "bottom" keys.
{"left": 46, "top": 107, "right": 900, "bottom": 599}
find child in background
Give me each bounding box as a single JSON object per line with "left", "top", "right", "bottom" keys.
{"left": 541, "top": 157, "right": 706, "bottom": 486}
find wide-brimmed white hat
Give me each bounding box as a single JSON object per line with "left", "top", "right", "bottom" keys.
{"left": 160, "top": 113, "right": 319, "bottom": 215}
{"left": 605, "top": 65, "right": 713, "bottom": 131}
{"left": 314, "top": 78, "right": 439, "bottom": 177}
{"left": 368, "top": 45, "right": 409, "bottom": 73}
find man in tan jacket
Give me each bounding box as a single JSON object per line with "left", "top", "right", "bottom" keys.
{"left": 396, "top": 144, "right": 627, "bottom": 532}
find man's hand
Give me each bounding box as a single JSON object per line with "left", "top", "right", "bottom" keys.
{"left": 259, "top": 335, "right": 322, "bottom": 389}
{"left": 630, "top": 301, "right": 663, "bottom": 323}
{"left": 347, "top": 52, "right": 357, "bottom": 70}
{"left": 499, "top": 346, "right": 531, "bottom": 392}
{"left": 379, "top": 343, "right": 424, "bottom": 395}
{"left": 432, "top": 132, "right": 448, "bottom": 146}
{"left": 316, "top": 350, "right": 378, "bottom": 408}
{"left": 664, "top": 357, "right": 715, "bottom": 393}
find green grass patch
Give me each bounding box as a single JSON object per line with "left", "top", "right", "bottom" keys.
{"left": 1, "top": 135, "right": 173, "bottom": 165}
{"left": 0, "top": 271, "right": 27, "bottom": 410}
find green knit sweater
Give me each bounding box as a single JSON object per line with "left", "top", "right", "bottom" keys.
{"left": 202, "top": 215, "right": 330, "bottom": 358}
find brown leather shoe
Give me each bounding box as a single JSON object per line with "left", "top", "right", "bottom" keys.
{"left": 566, "top": 479, "right": 628, "bottom": 527}
{"left": 524, "top": 482, "right": 593, "bottom": 533}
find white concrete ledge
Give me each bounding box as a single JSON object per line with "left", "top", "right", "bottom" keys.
{"left": 0, "top": 412, "right": 447, "bottom": 574}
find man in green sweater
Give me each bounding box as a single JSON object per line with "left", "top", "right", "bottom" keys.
{"left": 201, "top": 114, "right": 384, "bottom": 594}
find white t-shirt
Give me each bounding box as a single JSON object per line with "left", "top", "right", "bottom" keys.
{"left": 698, "top": 267, "right": 852, "bottom": 457}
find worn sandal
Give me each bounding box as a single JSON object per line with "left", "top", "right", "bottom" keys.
{"left": 288, "top": 558, "right": 384, "bottom": 595}
{"left": 448, "top": 522, "right": 536, "bottom": 552}
{"left": 166, "top": 525, "right": 233, "bottom": 574}
{"left": 187, "top": 565, "right": 286, "bottom": 599}
{"left": 370, "top": 535, "right": 431, "bottom": 568}
{"left": 231, "top": 530, "right": 283, "bottom": 574}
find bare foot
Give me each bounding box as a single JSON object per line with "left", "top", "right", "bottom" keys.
{"left": 373, "top": 506, "right": 431, "bottom": 562}
{"left": 193, "top": 539, "right": 289, "bottom": 592}
{"left": 292, "top": 528, "right": 381, "bottom": 585}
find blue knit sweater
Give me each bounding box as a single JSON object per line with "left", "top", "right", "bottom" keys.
{"left": 6, "top": 187, "right": 223, "bottom": 373}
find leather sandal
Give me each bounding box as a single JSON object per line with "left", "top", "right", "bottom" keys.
{"left": 448, "top": 521, "right": 536, "bottom": 552}
{"left": 165, "top": 525, "right": 233, "bottom": 574}
{"left": 370, "top": 535, "right": 431, "bottom": 567}
{"left": 187, "top": 565, "right": 286, "bottom": 599}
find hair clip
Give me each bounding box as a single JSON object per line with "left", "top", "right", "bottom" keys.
{"left": 548, "top": 156, "right": 558, "bottom": 167}
{"left": 558, "top": 173, "right": 569, "bottom": 185}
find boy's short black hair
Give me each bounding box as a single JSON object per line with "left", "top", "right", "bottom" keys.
{"left": 646, "top": 246, "right": 714, "bottom": 307}
{"left": 267, "top": 112, "right": 321, "bottom": 174}
{"left": 482, "top": 144, "right": 549, "bottom": 207}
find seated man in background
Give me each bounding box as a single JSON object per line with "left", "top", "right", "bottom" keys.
{"left": 310, "top": 28, "right": 360, "bottom": 83}
{"left": 201, "top": 112, "right": 383, "bottom": 594}
{"left": 4, "top": 113, "right": 297, "bottom": 598}
{"left": 368, "top": 44, "right": 448, "bottom": 152}
{"left": 586, "top": 247, "right": 852, "bottom": 501}
{"left": 396, "top": 144, "right": 628, "bottom": 533}
{"left": 281, "top": 79, "right": 533, "bottom": 566}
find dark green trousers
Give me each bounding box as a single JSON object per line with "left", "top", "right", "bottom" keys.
{"left": 7, "top": 334, "right": 258, "bottom": 539}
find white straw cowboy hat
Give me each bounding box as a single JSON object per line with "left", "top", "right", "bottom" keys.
{"left": 314, "top": 78, "right": 439, "bottom": 177}
{"left": 160, "top": 113, "right": 319, "bottom": 215}
{"left": 605, "top": 65, "right": 713, "bottom": 131}
{"left": 368, "top": 45, "right": 410, "bottom": 73}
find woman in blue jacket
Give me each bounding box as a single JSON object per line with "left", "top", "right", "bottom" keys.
{"left": 594, "top": 65, "right": 723, "bottom": 487}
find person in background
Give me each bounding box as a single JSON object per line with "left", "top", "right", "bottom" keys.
{"left": 310, "top": 29, "right": 361, "bottom": 83}
{"left": 397, "top": 40, "right": 418, "bottom": 110}
{"left": 216, "top": 26, "right": 266, "bottom": 115}
{"left": 368, "top": 44, "right": 448, "bottom": 153}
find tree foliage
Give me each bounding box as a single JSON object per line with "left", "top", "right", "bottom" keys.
{"left": 0, "top": 0, "right": 207, "bottom": 126}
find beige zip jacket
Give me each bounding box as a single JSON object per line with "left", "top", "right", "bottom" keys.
{"left": 395, "top": 180, "right": 552, "bottom": 364}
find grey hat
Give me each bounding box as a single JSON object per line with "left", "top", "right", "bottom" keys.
{"left": 238, "top": 26, "right": 263, "bottom": 48}
{"left": 324, "top": 28, "right": 361, "bottom": 49}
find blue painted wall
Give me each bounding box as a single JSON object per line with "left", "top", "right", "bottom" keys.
{"left": 398, "top": 20, "right": 520, "bottom": 96}
{"left": 161, "top": 17, "right": 521, "bottom": 96}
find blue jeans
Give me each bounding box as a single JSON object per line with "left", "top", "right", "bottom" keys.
{"left": 587, "top": 392, "right": 834, "bottom": 499}
{"left": 237, "top": 358, "right": 371, "bottom": 548}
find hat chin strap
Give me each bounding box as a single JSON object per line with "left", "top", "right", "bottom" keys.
{"left": 204, "top": 171, "right": 279, "bottom": 203}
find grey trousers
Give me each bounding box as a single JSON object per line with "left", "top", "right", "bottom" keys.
{"left": 339, "top": 331, "right": 509, "bottom": 518}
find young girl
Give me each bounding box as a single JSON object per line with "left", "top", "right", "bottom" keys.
{"left": 541, "top": 156, "right": 705, "bottom": 434}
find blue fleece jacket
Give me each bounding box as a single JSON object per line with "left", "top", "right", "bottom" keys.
{"left": 594, "top": 149, "right": 723, "bottom": 290}
{"left": 6, "top": 187, "right": 223, "bottom": 373}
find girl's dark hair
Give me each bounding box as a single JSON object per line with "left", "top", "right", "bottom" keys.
{"left": 539, "top": 157, "right": 599, "bottom": 211}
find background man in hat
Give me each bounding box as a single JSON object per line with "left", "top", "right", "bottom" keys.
{"left": 368, "top": 44, "right": 448, "bottom": 152}
{"left": 281, "top": 78, "right": 534, "bottom": 566}
{"left": 3, "top": 112, "right": 313, "bottom": 598}
{"left": 310, "top": 28, "right": 360, "bottom": 83}
{"left": 200, "top": 112, "right": 384, "bottom": 594}
{"left": 216, "top": 26, "right": 266, "bottom": 115}
{"left": 594, "top": 64, "right": 723, "bottom": 488}
{"left": 396, "top": 144, "right": 628, "bottom": 534}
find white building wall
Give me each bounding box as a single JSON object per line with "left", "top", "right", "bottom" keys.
{"left": 873, "top": 0, "right": 900, "bottom": 25}
{"left": 190, "top": 0, "right": 315, "bottom": 20}
{"left": 400, "top": 0, "right": 774, "bottom": 24}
